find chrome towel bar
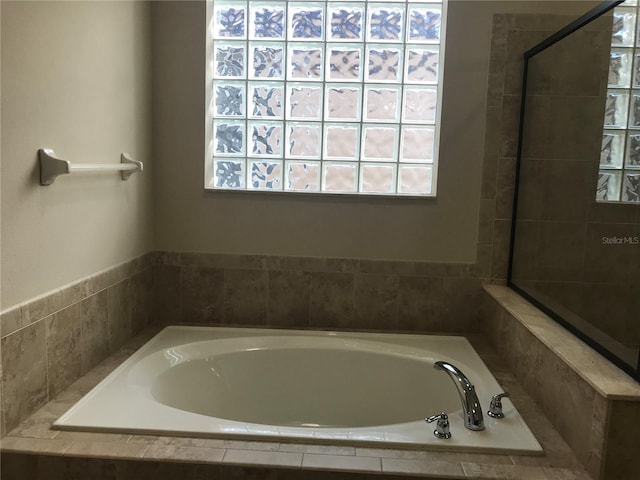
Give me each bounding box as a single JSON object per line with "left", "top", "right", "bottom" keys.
{"left": 38, "top": 148, "right": 143, "bottom": 185}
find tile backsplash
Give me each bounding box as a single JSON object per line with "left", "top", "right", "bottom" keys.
{"left": 152, "top": 251, "right": 487, "bottom": 334}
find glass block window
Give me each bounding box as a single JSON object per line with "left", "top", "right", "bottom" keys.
{"left": 599, "top": 0, "right": 640, "bottom": 203}
{"left": 207, "top": 0, "right": 446, "bottom": 196}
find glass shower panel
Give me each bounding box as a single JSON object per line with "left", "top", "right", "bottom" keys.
{"left": 510, "top": 1, "right": 640, "bottom": 381}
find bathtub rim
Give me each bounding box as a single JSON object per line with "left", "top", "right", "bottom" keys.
{"left": 53, "top": 325, "right": 544, "bottom": 455}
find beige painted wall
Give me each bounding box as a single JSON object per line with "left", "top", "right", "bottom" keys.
{"left": 1, "top": 1, "right": 153, "bottom": 308}
{"left": 0, "top": 0, "right": 596, "bottom": 308}
{"left": 151, "top": 0, "right": 595, "bottom": 264}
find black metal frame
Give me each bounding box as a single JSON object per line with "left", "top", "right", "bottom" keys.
{"left": 507, "top": 0, "right": 640, "bottom": 381}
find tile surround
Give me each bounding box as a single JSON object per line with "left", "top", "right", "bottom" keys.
{"left": 79, "top": 291, "right": 110, "bottom": 376}
{"left": 0, "top": 255, "right": 153, "bottom": 435}
{"left": 181, "top": 266, "right": 225, "bottom": 324}
{"left": 483, "top": 284, "right": 640, "bottom": 480}
{"left": 397, "top": 276, "right": 443, "bottom": 331}
{"left": 0, "top": 321, "right": 48, "bottom": 439}
{"left": 151, "top": 252, "right": 487, "bottom": 335}
{"left": 224, "top": 268, "right": 269, "bottom": 325}
{"left": 4, "top": 281, "right": 638, "bottom": 480}
{"left": 267, "top": 270, "right": 311, "bottom": 328}
{"left": 46, "top": 307, "right": 83, "bottom": 399}
{"left": 0, "top": 327, "right": 592, "bottom": 480}
{"left": 1, "top": 250, "right": 492, "bottom": 443}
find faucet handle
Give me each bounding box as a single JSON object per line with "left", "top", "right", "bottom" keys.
{"left": 487, "top": 392, "right": 510, "bottom": 418}
{"left": 425, "top": 412, "right": 452, "bottom": 439}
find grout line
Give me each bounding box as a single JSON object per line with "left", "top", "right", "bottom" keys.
{"left": 221, "top": 448, "right": 230, "bottom": 462}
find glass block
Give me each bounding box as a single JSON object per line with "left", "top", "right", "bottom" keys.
{"left": 289, "top": 3, "right": 324, "bottom": 40}
{"left": 328, "top": 4, "right": 364, "bottom": 41}
{"left": 286, "top": 161, "right": 321, "bottom": 191}
{"left": 214, "top": 44, "right": 246, "bottom": 78}
{"left": 249, "top": 83, "right": 284, "bottom": 118}
{"left": 405, "top": 47, "right": 439, "bottom": 83}
{"left": 288, "top": 45, "right": 324, "bottom": 80}
{"left": 213, "top": 3, "right": 246, "bottom": 39}
{"left": 214, "top": 159, "right": 245, "bottom": 188}
{"left": 609, "top": 48, "right": 632, "bottom": 88}
{"left": 604, "top": 91, "right": 629, "bottom": 128}
{"left": 596, "top": 170, "right": 621, "bottom": 201}
{"left": 364, "top": 87, "right": 400, "bottom": 121}
{"left": 633, "top": 52, "right": 640, "bottom": 87}
{"left": 403, "top": 87, "right": 437, "bottom": 123}
{"left": 324, "top": 124, "right": 359, "bottom": 160}
{"left": 626, "top": 132, "right": 640, "bottom": 168}
{"left": 401, "top": 126, "right": 434, "bottom": 162}
{"left": 612, "top": 8, "right": 636, "bottom": 46}
{"left": 213, "top": 82, "right": 245, "bottom": 117}
{"left": 323, "top": 162, "right": 357, "bottom": 193}
{"left": 362, "top": 125, "right": 398, "bottom": 161}
{"left": 325, "top": 85, "right": 361, "bottom": 121}
{"left": 249, "top": 122, "right": 283, "bottom": 156}
{"left": 398, "top": 165, "right": 432, "bottom": 195}
{"left": 360, "top": 163, "right": 396, "bottom": 194}
{"left": 250, "top": 44, "right": 285, "bottom": 79}
{"left": 286, "top": 123, "right": 322, "bottom": 158}
{"left": 214, "top": 121, "right": 245, "bottom": 155}
{"left": 366, "top": 46, "right": 402, "bottom": 82}
{"left": 249, "top": 160, "right": 283, "bottom": 190}
{"left": 600, "top": 131, "right": 625, "bottom": 168}
{"left": 367, "top": 6, "right": 404, "bottom": 42}
{"left": 622, "top": 172, "right": 640, "bottom": 202}
{"left": 288, "top": 84, "right": 323, "bottom": 120}
{"left": 636, "top": 8, "right": 640, "bottom": 47}
{"left": 628, "top": 92, "right": 640, "bottom": 128}
{"left": 407, "top": 5, "right": 441, "bottom": 43}
{"left": 250, "top": 3, "right": 285, "bottom": 39}
{"left": 327, "top": 46, "right": 362, "bottom": 81}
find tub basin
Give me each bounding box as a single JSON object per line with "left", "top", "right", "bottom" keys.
{"left": 54, "top": 326, "right": 543, "bottom": 454}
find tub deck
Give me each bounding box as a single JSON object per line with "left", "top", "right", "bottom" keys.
{"left": 52, "top": 326, "right": 542, "bottom": 454}
{"left": 0, "top": 326, "right": 589, "bottom": 480}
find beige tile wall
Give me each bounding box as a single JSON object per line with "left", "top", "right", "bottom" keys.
{"left": 151, "top": 252, "right": 488, "bottom": 334}
{"left": 0, "top": 255, "right": 153, "bottom": 436}
{"left": 484, "top": 284, "right": 640, "bottom": 480}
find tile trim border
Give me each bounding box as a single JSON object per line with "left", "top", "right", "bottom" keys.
{"left": 1, "top": 254, "right": 152, "bottom": 339}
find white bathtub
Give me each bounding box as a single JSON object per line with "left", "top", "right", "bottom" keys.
{"left": 54, "top": 326, "right": 542, "bottom": 454}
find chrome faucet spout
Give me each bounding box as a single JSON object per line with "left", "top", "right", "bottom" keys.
{"left": 434, "top": 361, "right": 484, "bottom": 431}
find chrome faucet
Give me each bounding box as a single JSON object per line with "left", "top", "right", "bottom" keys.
{"left": 434, "top": 361, "right": 485, "bottom": 431}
